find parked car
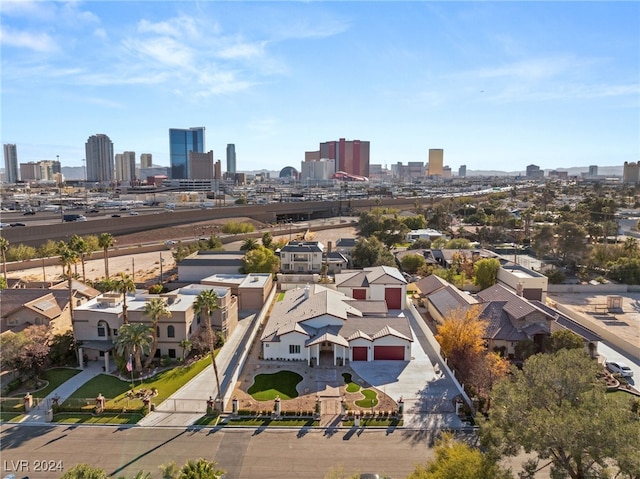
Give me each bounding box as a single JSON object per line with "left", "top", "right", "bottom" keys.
{"left": 23, "top": 210, "right": 36, "bottom": 215}
{"left": 10, "top": 222, "right": 26, "bottom": 227}
{"left": 129, "top": 211, "right": 139, "bottom": 215}
{"left": 0, "top": 223, "right": 10, "bottom": 229}
{"left": 111, "top": 214, "right": 121, "bottom": 218}
{"left": 606, "top": 361, "right": 633, "bottom": 377}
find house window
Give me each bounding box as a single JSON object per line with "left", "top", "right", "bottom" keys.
{"left": 168, "top": 349, "right": 176, "bottom": 358}
{"left": 289, "top": 345, "right": 301, "bottom": 354}
{"left": 99, "top": 351, "right": 105, "bottom": 357}
{"left": 97, "top": 325, "right": 106, "bottom": 337}
{"left": 157, "top": 326, "right": 160, "bottom": 338}
{"left": 6, "top": 318, "right": 18, "bottom": 326}
{"left": 167, "top": 325, "right": 175, "bottom": 338}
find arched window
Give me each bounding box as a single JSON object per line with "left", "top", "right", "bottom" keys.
{"left": 167, "top": 325, "right": 175, "bottom": 338}
{"left": 97, "top": 320, "right": 109, "bottom": 337}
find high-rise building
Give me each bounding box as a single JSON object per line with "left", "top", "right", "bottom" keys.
{"left": 115, "top": 151, "right": 136, "bottom": 182}
{"left": 20, "top": 160, "right": 60, "bottom": 182}
{"left": 3, "top": 144, "right": 18, "bottom": 183}
{"left": 140, "top": 153, "right": 152, "bottom": 169}
{"left": 589, "top": 165, "right": 598, "bottom": 177}
{"left": 20, "top": 162, "right": 39, "bottom": 181}
{"left": 526, "top": 164, "right": 544, "bottom": 179}
{"left": 623, "top": 162, "right": 640, "bottom": 184}
{"left": 169, "top": 127, "right": 205, "bottom": 179}
{"left": 226, "top": 144, "right": 236, "bottom": 174}
{"left": 85, "top": 134, "right": 114, "bottom": 183}
{"left": 189, "top": 150, "right": 215, "bottom": 179}
{"left": 458, "top": 165, "right": 467, "bottom": 178}
{"left": 316, "top": 138, "right": 370, "bottom": 178}
{"left": 428, "top": 149, "right": 443, "bottom": 177}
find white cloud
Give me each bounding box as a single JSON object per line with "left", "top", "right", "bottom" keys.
{"left": 137, "top": 16, "right": 200, "bottom": 39}
{"left": 467, "top": 56, "right": 597, "bottom": 82}
{"left": 217, "top": 40, "right": 266, "bottom": 60}
{"left": 0, "top": 25, "right": 58, "bottom": 52}
{"left": 94, "top": 28, "right": 107, "bottom": 40}
{"left": 123, "top": 37, "right": 195, "bottom": 68}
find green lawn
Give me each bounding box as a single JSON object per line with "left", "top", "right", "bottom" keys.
{"left": 247, "top": 371, "right": 303, "bottom": 401}
{"left": 355, "top": 389, "right": 378, "bottom": 408}
{"left": 33, "top": 368, "right": 82, "bottom": 398}
{"left": 219, "top": 417, "right": 318, "bottom": 427}
{"left": 65, "top": 356, "right": 211, "bottom": 410}
{"left": 0, "top": 412, "right": 24, "bottom": 423}
{"left": 277, "top": 292, "right": 286, "bottom": 301}
{"left": 342, "top": 373, "right": 361, "bottom": 393}
{"left": 53, "top": 412, "right": 142, "bottom": 425}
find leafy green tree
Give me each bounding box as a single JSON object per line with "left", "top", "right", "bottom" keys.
{"left": 143, "top": 298, "right": 172, "bottom": 368}
{"left": 262, "top": 231, "right": 273, "bottom": 249}
{"left": 98, "top": 233, "right": 115, "bottom": 279}
{"left": 401, "top": 254, "right": 426, "bottom": 274}
{"left": 403, "top": 214, "right": 427, "bottom": 231}
{"left": 532, "top": 224, "right": 556, "bottom": 259}
{"left": 0, "top": 276, "right": 6, "bottom": 290}
{"left": 351, "top": 237, "right": 396, "bottom": 268}
{"left": 481, "top": 349, "right": 640, "bottom": 479}
{"left": 546, "top": 329, "right": 585, "bottom": 353}
{"left": 241, "top": 246, "right": 279, "bottom": 273}
{"left": 179, "top": 339, "right": 192, "bottom": 361}
{"left": 7, "top": 243, "right": 37, "bottom": 261}
{"left": 59, "top": 463, "right": 108, "bottom": 479}
{"left": 204, "top": 235, "right": 223, "bottom": 250}
{"left": 193, "top": 290, "right": 222, "bottom": 410}
{"left": 240, "top": 238, "right": 260, "bottom": 251}
{"left": 408, "top": 238, "right": 432, "bottom": 250}
{"left": 473, "top": 258, "right": 501, "bottom": 290}
{"left": 114, "top": 323, "right": 153, "bottom": 373}
{"left": 49, "top": 330, "right": 77, "bottom": 366}
{"left": 444, "top": 238, "right": 471, "bottom": 249}
{"left": 38, "top": 239, "right": 60, "bottom": 258}
{"left": 408, "top": 432, "right": 512, "bottom": 479}
{"left": 555, "top": 222, "right": 588, "bottom": 266}
{"left": 376, "top": 215, "right": 409, "bottom": 248}
{"left": 544, "top": 268, "right": 566, "bottom": 285}
{"left": 0, "top": 236, "right": 8, "bottom": 284}
{"left": 114, "top": 272, "right": 136, "bottom": 324}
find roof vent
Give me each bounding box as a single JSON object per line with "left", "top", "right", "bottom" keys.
{"left": 304, "top": 283, "right": 310, "bottom": 299}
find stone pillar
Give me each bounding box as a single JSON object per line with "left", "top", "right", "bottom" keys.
{"left": 104, "top": 351, "right": 109, "bottom": 372}
{"left": 232, "top": 397, "right": 238, "bottom": 415}
{"left": 95, "top": 393, "right": 105, "bottom": 414}
{"left": 23, "top": 392, "right": 33, "bottom": 412}
{"left": 274, "top": 395, "right": 281, "bottom": 416}
{"left": 398, "top": 396, "right": 404, "bottom": 416}
{"left": 354, "top": 410, "right": 360, "bottom": 427}
{"left": 315, "top": 395, "right": 321, "bottom": 417}
{"left": 206, "top": 396, "right": 215, "bottom": 415}
{"left": 78, "top": 347, "right": 84, "bottom": 368}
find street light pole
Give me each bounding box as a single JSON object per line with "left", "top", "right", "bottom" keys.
{"left": 159, "top": 253, "right": 163, "bottom": 286}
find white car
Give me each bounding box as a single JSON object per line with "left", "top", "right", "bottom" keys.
{"left": 129, "top": 211, "right": 139, "bottom": 215}
{"left": 606, "top": 361, "right": 634, "bottom": 377}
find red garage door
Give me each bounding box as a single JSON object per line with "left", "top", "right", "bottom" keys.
{"left": 352, "top": 347, "right": 368, "bottom": 361}
{"left": 353, "top": 289, "right": 367, "bottom": 300}
{"left": 385, "top": 288, "right": 402, "bottom": 309}
{"left": 374, "top": 346, "right": 405, "bottom": 360}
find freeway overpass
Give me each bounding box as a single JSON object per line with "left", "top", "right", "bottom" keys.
{"left": 0, "top": 197, "right": 423, "bottom": 247}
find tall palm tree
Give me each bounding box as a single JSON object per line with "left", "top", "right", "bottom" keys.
{"left": 178, "top": 458, "right": 225, "bottom": 479}
{"left": 0, "top": 237, "right": 9, "bottom": 284}
{"left": 114, "top": 323, "right": 153, "bottom": 372}
{"left": 240, "top": 238, "right": 259, "bottom": 251}
{"left": 143, "top": 298, "right": 171, "bottom": 369}
{"left": 114, "top": 272, "right": 136, "bottom": 325}
{"left": 179, "top": 339, "right": 192, "bottom": 361}
{"left": 98, "top": 233, "right": 115, "bottom": 279}
{"left": 193, "top": 289, "right": 222, "bottom": 409}
{"left": 69, "top": 235, "right": 91, "bottom": 283}
{"left": 57, "top": 241, "right": 79, "bottom": 325}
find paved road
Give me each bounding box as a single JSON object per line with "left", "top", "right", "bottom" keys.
{"left": 0, "top": 425, "right": 546, "bottom": 479}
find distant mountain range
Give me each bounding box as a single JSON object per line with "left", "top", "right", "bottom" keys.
{"left": 52, "top": 165, "right": 623, "bottom": 181}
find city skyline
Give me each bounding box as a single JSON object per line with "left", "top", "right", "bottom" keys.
{"left": 1, "top": 1, "right": 638, "bottom": 172}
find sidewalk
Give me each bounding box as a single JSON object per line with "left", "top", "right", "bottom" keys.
{"left": 20, "top": 361, "right": 108, "bottom": 423}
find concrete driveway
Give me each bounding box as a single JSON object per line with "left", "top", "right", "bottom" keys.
{"left": 350, "top": 309, "right": 464, "bottom": 429}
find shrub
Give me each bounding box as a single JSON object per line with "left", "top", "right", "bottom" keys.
{"left": 221, "top": 221, "right": 255, "bottom": 234}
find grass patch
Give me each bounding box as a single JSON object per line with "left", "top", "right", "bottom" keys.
{"left": 0, "top": 412, "right": 24, "bottom": 423}
{"left": 64, "top": 357, "right": 211, "bottom": 410}
{"left": 343, "top": 418, "right": 402, "bottom": 427}
{"left": 53, "top": 412, "right": 142, "bottom": 425}
{"left": 221, "top": 417, "right": 319, "bottom": 427}
{"left": 355, "top": 389, "right": 378, "bottom": 408}
{"left": 277, "top": 292, "right": 286, "bottom": 301}
{"left": 32, "top": 368, "right": 82, "bottom": 398}
{"left": 342, "top": 373, "right": 360, "bottom": 393}
{"left": 247, "top": 371, "right": 303, "bottom": 401}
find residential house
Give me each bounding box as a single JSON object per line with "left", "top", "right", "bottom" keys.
{"left": 201, "top": 273, "right": 273, "bottom": 311}
{"left": 178, "top": 251, "right": 245, "bottom": 282}
{"left": 335, "top": 266, "right": 407, "bottom": 309}
{"left": 279, "top": 241, "right": 324, "bottom": 273}
{"left": 0, "top": 289, "right": 71, "bottom": 333}
{"left": 261, "top": 284, "right": 413, "bottom": 365}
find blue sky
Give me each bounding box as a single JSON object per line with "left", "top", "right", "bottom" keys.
{"left": 2, "top": 1, "right": 638, "bottom": 173}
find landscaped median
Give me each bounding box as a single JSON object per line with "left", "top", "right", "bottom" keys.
{"left": 50, "top": 357, "right": 211, "bottom": 424}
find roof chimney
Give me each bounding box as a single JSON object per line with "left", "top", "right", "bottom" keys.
{"left": 304, "top": 283, "right": 310, "bottom": 299}
{"left": 327, "top": 241, "right": 332, "bottom": 253}
{"left": 516, "top": 282, "right": 524, "bottom": 297}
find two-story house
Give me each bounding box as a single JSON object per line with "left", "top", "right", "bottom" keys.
{"left": 279, "top": 241, "right": 324, "bottom": 273}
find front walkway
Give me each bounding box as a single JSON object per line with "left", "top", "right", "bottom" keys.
{"left": 20, "top": 360, "right": 111, "bottom": 423}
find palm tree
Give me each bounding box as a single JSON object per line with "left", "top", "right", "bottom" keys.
{"left": 143, "top": 298, "right": 171, "bottom": 369}
{"left": 193, "top": 289, "right": 222, "bottom": 409}
{"left": 240, "top": 238, "right": 259, "bottom": 251}
{"left": 114, "top": 323, "right": 153, "bottom": 372}
{"left": 114, "top": 272, "right": 136, "bottom": 325}
{"left": 178, "top": 459, "right": 225, "bottom": 479}
{"left": 57, "top": 241, "right": 79, "bottom": 325}
{"left": 98, "top": 233, "right": 115, "bottom": 279}
{"left": 0, "top": 237, "right": 9, "bottom": 284}
{"left": 69, "top": 235, "right": 91, "bottom": 282}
